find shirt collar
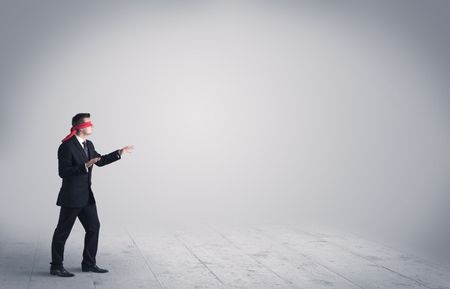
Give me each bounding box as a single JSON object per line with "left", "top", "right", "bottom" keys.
{"left": 75, "top": 134, "right": 87, "bottom": 146}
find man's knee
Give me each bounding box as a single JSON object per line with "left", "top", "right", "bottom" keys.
{"left": 86, "top": 221, "right": 100, "bottom": 233}
{"left": 52, "top": 226, "right": 71, "bottom": 240}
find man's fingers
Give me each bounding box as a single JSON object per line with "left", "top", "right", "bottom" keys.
{"left": 86, "top": 157, "right": 101, "bottom": 166}
{"left": 123, "top": 145, "right": 135, "bottom": 152}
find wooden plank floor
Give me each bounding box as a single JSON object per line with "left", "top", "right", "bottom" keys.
{"left": 1, "top": 223, "right": 450, "bottom": 289}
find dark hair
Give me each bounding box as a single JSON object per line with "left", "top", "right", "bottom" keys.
{"left": 72, "top": 113, "right": 91, "bottom": 127}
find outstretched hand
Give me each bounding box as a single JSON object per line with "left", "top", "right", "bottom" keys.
{"left": 119, "top": 145, "right": 135, "bottom": 155}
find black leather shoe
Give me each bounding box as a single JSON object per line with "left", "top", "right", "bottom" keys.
{"left": 82, "top": 264, "right": 109, "bottom": 273}
{"left": 50, "top": 266, "right": 75, "bottom": 277}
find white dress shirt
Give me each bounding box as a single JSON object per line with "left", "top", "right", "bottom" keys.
{"left": 75, "top": 134, "right": 89, "bottom": 172}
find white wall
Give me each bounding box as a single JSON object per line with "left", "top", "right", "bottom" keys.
{"left": 1, "top": 1, "right": 450, "bottom": 253}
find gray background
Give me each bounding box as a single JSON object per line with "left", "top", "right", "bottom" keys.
{"left": 1, "top": 0, "right": 450, "bottom": 258}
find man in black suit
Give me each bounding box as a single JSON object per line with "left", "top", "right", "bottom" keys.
{"left": 50, "top": 113, "right": 134, "bottom": 277}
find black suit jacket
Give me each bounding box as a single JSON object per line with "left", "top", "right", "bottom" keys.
{"left": 56, "top": 134, "right": 121, "bottom": 208}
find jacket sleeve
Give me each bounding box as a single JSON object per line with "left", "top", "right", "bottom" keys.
{"left": 91, "top": 142, "right": 121, "bottom": 167}
{"left": 58, "top": 143, "right": 88, "bottom": 178}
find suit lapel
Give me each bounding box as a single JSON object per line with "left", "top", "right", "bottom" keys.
{"left": 86, "top": 141, "right": 92, "bottom": 159}
{"left": 71, "top": 135, "right": 88, "bottom": 162}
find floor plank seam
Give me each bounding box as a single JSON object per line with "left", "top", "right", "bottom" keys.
{"left": 207, "top": 224, "right": 297, "bottom": 288}
{"left": 298, "top": 223, "right": 450, "bottom": 275}
{"left": 344, "top": 230, "right": 450, "bottom": 275}
{"left": 126, "top": 228, "right": 166, "bottom": 289}
{"left": 320, "top": 235, "right": 430, "bottom": 288}
{"left": 27, "top": 233, "right": 40, "bottom": 289}
{"left": 173, "top": 231, "right": 230, "bottom": 289}
{"left": 293, "top": 226, "right": 435, "bottom": 289}
{"left": 252, "top": 226, "right": 366, "bottom": 289}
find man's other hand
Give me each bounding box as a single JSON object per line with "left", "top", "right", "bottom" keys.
{"left": 85, "top": 157, "right": 101, "bottom": 168}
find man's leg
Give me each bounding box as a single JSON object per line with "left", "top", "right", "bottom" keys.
{"left": 50, "top": 206, "right": 80, "bottom": 268}
{"left": 78, "top": 203, "right": 100, "bottom": 268}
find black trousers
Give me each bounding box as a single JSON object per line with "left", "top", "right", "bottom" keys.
{"left": 50, "top": 198, "right": 100, "bottom": 268}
